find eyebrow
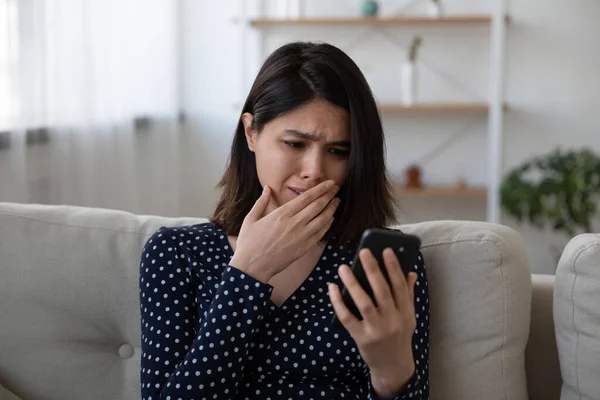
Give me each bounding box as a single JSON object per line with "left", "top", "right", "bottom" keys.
{"left": 283, "top": 129, "right": 351, "bottom": 147}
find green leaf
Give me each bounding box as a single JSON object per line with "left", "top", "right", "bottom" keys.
{"left": 501, "top": 147, "right": 600, "bottom": 237}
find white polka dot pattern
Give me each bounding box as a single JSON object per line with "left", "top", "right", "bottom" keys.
{"left": 139, "top": 223, "right": 429, "bottom": 399}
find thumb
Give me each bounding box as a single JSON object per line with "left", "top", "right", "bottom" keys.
{"left": 408, "top": 272, "right": 417, "bottom": 301}
{"left": 246, "top": 185, "right": 271, "bottom": 222}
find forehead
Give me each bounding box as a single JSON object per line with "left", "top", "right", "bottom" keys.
{"left": 268, "top": 99, "right": 350, "bottom": 140}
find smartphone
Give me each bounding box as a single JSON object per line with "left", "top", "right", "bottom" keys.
{"left": 331, "top": 228, "right": 421, "bottom": 331}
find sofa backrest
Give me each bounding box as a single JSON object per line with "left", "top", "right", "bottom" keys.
{"left": 0, "top": 203, "right": 204, "bottom": 400}
{"left": 401, "top": 220, "right": 532, "bottom": 399}
{"left": 554, "top": 233, "right": 600, "bottom": 400}
{"left": 0, "top": 202, "right": 532, "bottom": 400}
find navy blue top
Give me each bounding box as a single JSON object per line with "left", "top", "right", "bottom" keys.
{"left": 139, "top": 223, "right": 429, "bottom": 399}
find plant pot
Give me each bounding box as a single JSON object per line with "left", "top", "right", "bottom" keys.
{"left": 400, "top": 62, "right": 418, "bottom": 105}
{"left": 427, "top": 2, "right": 444, "bottom": 18}
{"left": 405, "top": 165, "right": 423, "bottom": 188}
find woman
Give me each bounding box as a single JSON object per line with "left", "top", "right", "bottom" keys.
{"left": 139, "top": 41, "right": 429, "bottom": 399}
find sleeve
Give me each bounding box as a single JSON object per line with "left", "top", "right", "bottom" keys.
{"left": 139, "top": 227, "right": 274, "bottom": 400}
{"left": 366, "top": 251, "right": 430, "bottom": 400}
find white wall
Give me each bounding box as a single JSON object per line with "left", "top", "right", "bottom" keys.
{"left": 181, "top": 0, "right": 600, "bottom": 274}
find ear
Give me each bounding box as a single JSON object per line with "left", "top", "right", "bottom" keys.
{"left": 241, "top": 112, "right": 256, "bottom": 152}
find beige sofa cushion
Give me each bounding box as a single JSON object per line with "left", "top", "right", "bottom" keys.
{"left": 554, "top": 234, "right": 600, "bottom": 400}
{"left": 400, "top": 221, "right": 531, "bottom": 400}
{"left": 0, "top": 203, "right": 532, "bottom": 400}
{"left": 0, "top": 203, "right": 204, "bottom": 400}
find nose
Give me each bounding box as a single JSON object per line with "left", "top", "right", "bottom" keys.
{"left": 300, "top": 150, "right": 324, "bottom": 182}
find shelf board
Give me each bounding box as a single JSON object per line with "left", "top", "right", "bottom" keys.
{"left": 394, "top": 186, "right": 487, "bottom": 198}
{"left": 378, "top": 103, "right": 510, "bottom": 113}
{"left": 250, "top": 15, "right": 510, "bottom": 27}
{"left": 233, "top": 102, "right": 510, "bottom": 113}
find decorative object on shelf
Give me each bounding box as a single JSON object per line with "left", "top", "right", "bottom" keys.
{"left": 427, "top": 0, "right": 445, "bottom": 18}
{"left": 501, "top": 147, "right": 600, "bottom": 260}
{"left": 360, "top": 0, "right": 379, "bottom": 17}
{"left": 401, "top": 116, "right": 479, "bottom": 191}
{"left": 405, "top": 164, "right": 423, "bottom": 188}
{"left": 400, "top": 36, "right": 422, "bottom": 105}
{"left": 275, "top": 0, "right": 304, "bottom": 19}
{"left": 455, "top": 164, "right": 468, "bottom": 189}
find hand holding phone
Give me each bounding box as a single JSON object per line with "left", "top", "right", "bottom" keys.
{"left": 331, "top": 228, "right": 421, "bottom": 330}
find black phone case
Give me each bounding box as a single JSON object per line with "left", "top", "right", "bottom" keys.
{"left": 331, "top": 228, "right": 421, "bottom": 331}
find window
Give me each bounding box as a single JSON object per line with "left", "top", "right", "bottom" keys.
{"left": 0, "top": 0, "right": 18, "bottom": 129}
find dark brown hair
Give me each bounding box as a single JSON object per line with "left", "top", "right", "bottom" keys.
{"left": 211, "top": 41, "right": 397, "bottom": 247}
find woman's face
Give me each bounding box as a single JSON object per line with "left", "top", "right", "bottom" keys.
{"left": 242, "top": 98, "right": 351, "bottom": 215}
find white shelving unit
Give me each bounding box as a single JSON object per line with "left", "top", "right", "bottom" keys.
{"left": 238, "top": 0, "right": 509, "bottom": 224}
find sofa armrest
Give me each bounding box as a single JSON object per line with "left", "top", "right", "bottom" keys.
{"left": 526, "top": 274, "right": 561, "bottom": 400}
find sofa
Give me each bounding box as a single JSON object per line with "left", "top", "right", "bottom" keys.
{"left": 0, "top": 202, "right": 595, "bottom": 400}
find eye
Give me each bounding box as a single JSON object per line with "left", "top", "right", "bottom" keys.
{"left": 329, "top": 148, "right": 350, "bottom": 157}
{"left": 284, "top": 141, "right": 304, "bottom": 149}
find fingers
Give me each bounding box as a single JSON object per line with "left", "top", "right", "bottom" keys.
{"left": 294, "top": 187, "right": 339, "bottom": 224}
{"left": 407, "top": 272, "right": 417, "bottom": 306}
{"left": 383, "top": 248, "right": 411, "bottom": 309}
{"left": 406, "top": 271, "right": 418, "bottom": 331}
{"left": 280, "top": 180, "right": 338, "bottom": 218}
{"left": 328, "top": 282, "right": 362, "bottom": 334}
{"left": 359, "top": 249, "right": 394, "bottom": 312}
{"left": 305, "top": 197, "right": 339, "bottom": 237}
{"left": 245, "top": 185, "right": 271, "bottom": 222}
{"left": 308, "top": 213, "right": 334, "bottom": 244}
{"left": 338, "top": 264, "right": 378, "bottom": 322}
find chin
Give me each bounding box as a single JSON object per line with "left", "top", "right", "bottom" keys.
{"left": 265, "top": 196, "right": 283, "bottom": 214}
{"left": 268, "top": 190, "right": 293, "bottom": 210}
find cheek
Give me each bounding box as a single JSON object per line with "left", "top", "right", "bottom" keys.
{"left": 327, "top": 159, "right": 349, "bottom": 186}
{"left": 254, "top": 145, "right": 295, "bottom": 183}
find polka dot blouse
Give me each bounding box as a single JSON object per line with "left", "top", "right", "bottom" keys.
{"left": 139, "top": 223, "right": 429, "bottom": 399}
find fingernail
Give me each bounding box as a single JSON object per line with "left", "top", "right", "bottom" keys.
{"left": 263, "top": 185, "right": 268, "bottom": 195}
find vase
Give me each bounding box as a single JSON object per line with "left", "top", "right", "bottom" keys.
{"left": 400, "top": 62, "right": 418, "bottom": 105}
{"left": 361, "top": 0, "right": 379, "bottom": 17}
{"left": 427, "top": 2, "right": 444, "bottom": 18}
{"left": 405, "top": 165, "right": 423, "bottom": 188}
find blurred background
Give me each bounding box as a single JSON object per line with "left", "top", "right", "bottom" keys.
{"left": 1, "top": 0, "right": 599, "bottom": 274}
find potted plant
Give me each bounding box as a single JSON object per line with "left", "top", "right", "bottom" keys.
{"left": 501, "top": 147, "right": 600, "bottom": 258}
{"left": 400, "top": 36, "right": 423, "bottom": 105}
